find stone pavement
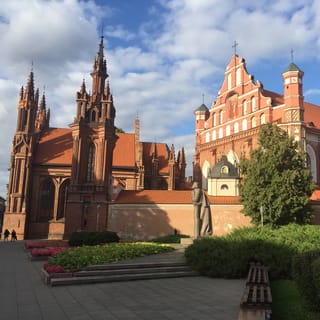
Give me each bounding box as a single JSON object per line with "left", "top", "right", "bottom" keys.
{"left": 0, "top": 240, "right": 245, "bottom": 320}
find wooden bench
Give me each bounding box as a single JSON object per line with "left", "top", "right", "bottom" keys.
{"left": 239, "top": 263, "right": 272, "bottom": 320}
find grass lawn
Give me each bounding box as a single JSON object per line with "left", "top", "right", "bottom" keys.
{"left": 271, "top": 280, "right": 320, "bottom": 320}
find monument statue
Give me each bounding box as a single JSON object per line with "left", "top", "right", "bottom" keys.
{"left": 192, "top": 182, "right": 213, "bottom": 238}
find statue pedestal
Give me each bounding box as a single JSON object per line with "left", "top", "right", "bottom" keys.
{"left": 180, "top": 237, "right": 195, "bottom": 246}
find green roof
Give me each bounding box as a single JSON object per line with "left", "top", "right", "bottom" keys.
{"left": 194, "top": 103, "right": 209, "bottom": 113}
{"left": 283, "top": 62, "right": 302, "bottom": 73}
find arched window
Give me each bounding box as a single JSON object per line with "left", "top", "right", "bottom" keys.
{"left": 91, "top": 110, "right": 96, "bottom": 122}
{"left": 242, "top": 119, "right": 247, "bottom": 130}
{"left": 219, "top": 110, "right": 223, "bottom": 124}
{"left": 260, "top": 113, "right": 266, "bottom": 125}
{"left": 213, "top": 113, "right": 217, "bottom": 126}
{"left": 212, "top": 130, "right": 216, "bottom": 141}
{"left": 226, "top": 125, "right": 231, "bottom": 136}
{"left": 243, "top": 100, "right": 247, "bottom": 115}
{"left": 219, "top": 127, "right": 223, "bottom": 138}
{"left": 234, "top": 122, "right": 239, "bottom": 133}
{"left": 221, "top": 184, "right": 229, "bottom": 190}
{"left": 307, "top": 144, "right": 317, "bottom": 182}
{"left": 206, "top": 132, "right": 210, "bottom": 143}
{"left": 57, "top": 179, "right": 70, "bottom": 220}
{"left": 236, "top": 68, "right": 241, "bottom": 86}
{"left": 251, "top": 96, "right": 256, "bottom": 112}
{"left": 228, "top": 73, "right": 232, "bottom": 90}
{"left": 86, "top": 144, "right": 95, "bottom": 182}
{"left": 251, "top": 116, "right": 256, "bottom": 128}
{"left": 39, "top": 179, "right": 55, "bottom": 221}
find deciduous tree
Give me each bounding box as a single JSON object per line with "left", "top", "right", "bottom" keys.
{"left": 239, "top": 123, "right": 315, "bottom": 226}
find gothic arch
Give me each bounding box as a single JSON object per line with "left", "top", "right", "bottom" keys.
{"left": 38, "top": 178, "right": 55, "bottom": 222}
{"left": 306, "top": 144, "right": 317, "bottom": 182}
{"left": 57, "top": 179, "right": 70, "bottom": 220}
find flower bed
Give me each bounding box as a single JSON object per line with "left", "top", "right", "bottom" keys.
{"left": 31, "top": 247, "right": 71, "bottom": 257}
{"left": 41, "top": 262, "right": 77, "bottom": 285}
{"left": 24, "top": 240, "right": 68, "bottom": 250}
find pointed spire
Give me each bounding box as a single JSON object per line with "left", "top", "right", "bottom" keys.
{"left": 19, "top": 86, "right": 24, "bottom": 100}
{"left": 91, "top": 37, "right": 108, "bottom": 96}
{"left": 80, "top": 78, "right": 86, "bottom": 95}
{"left": 39, "top": 92, "right": 46, "bottom": 110}
{"left": 169, "top": 144, "right": 176, "bottom": 161}
{"left": 25, "top": 70, "right": 35, "bottom": 100}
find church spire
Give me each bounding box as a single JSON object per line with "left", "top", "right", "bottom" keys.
{"left": 91, "top": 36, "right": 108, "bottom": 96}
{"left": 24, "top": 70, "right": 35, "bottom": 105}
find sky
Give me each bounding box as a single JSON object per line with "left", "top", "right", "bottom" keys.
{"left": 1, "top": 0, "right": 320, "bottom": 197}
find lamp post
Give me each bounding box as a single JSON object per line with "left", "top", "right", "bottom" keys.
{"left": 260, "top": 205, "right": 264, "bottom": 228}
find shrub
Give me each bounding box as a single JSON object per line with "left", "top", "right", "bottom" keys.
{"left": 185, "top": 225, "right": 320, "bottom": 279}
{"left": 312, "top": 257, "right": 320, "bottom": 310}
{"left": 292, "top": 250, "right": 320, "bottom": 310}
{"left": 149, "top": 234, "right": 190, "bottom": 243}
{"left": 68, "top": 231, "right": 119, "bottom": 247}
{"left": 185, "top": 236, "right": 294, "bottom": 278}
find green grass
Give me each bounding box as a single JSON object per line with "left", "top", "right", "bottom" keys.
{"left": 271, "top": 280, "right": 320, "bottom": 320}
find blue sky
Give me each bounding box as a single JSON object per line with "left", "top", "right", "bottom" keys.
{"left": 1, "top": 0, "right": 320, "bottom": 196}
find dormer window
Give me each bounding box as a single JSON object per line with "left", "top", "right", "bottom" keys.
{"left": 221, "top": 166, "right": 229, "bottom": 174}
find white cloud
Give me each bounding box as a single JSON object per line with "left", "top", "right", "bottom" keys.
{"left": 1, "top": 0, "right": 320, "bottom": 197}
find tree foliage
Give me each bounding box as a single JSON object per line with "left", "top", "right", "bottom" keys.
{"left": 239, "top": 123, "right": 315, "bottom": 226}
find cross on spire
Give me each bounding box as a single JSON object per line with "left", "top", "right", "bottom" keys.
{"left": 291, "top": 48, "right": 294, "bottom": 63}
{"left": 202, "top": 93, "right": 205, "bottom": 104}
{"left": 232, "top": 40, "right": 239, "bottom": 55}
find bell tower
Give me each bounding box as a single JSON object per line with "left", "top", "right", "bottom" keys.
{"left": 65, "top": 37, "right": 118, "bottom": 236}
{"left": 282, "top": 60, "right": 305, "bottom": 150}
{"left": 3, "top": 71, "right": 40, "bottom": 239}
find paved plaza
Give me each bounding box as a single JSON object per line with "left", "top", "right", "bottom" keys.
{"left": 0, "top": 241, "right": 245, "bottom": 320}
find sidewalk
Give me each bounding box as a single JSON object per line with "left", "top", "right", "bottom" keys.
{"left": 0, "top": 241, "right": 245, "bottom": 320}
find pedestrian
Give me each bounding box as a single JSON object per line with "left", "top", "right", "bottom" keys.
{"left": 11, "top": 229, "right": 17, "bottom": 241}
{"left": 4, "top": 229, "right": 10, "bottom": 241}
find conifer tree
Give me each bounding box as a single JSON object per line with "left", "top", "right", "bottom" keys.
{"left": 239, "top": 123, "right": 315, "bottom": 226}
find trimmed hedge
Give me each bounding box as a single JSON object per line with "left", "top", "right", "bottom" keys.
{"left": 292, "top": 250, "right": 320, "bottom": 310}
{"left": 149, "top": 234, "right": 190, "bottom": 244}
{"left": 185, "top": 224, "right": 320, "bottom": 279}
{"left": 68, "top": 231, "right": 119, "bottom": 247}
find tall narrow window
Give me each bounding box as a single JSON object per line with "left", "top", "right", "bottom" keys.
{"left": 242, "top": 119, "right": 247, "bottom": 130}
{"left": 57, "top": 179, "right": 70, "bottom": 219}
{"left": 243, "top": 100, "right": 247, "bottom": 115}
{"left": 226, "top": 125, "right": 231, "bottom": 136}
{"left": 213, "top": 113, "right": 217, "bottom": 126}
{"left": 86, "top": 144, "right": 95, "bottom": 182}
{"left": 251, "top": 116, "right": 256, "bottom": 128}
{"left": 260, "top": 113, "right": 266, "bottom": 125}
{"left": 39, "top": 179, "right": 55, "bottom": 221}
{"left": 251, "top": 97, "right": 256, "bottom": 112}
{"left": 234, "top": 122, "right": 239, "bottom": 133}
{"left": 228, "top": 73, "right": 232, "bottom": 90}
{"left": 219, "top": 110, "right": 223, "bottom": 124}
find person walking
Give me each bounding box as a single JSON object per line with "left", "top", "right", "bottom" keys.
{"left": 11, "top": 229, "right": 17, "bottom": 241}
{"left": 4, "top": 229, "right": 10, "bottom": 241}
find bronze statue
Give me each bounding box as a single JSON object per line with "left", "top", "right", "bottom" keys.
{"left": 192, "top": 182, "right": 213, "bottom": 238}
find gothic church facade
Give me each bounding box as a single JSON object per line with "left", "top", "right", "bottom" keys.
{"left": 2, "top": 38, "right": 186, "bottom": 240}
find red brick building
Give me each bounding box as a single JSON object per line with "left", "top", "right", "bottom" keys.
{"left": 194, "top": 54, "right": 320, "bottom": 192}
{"left": 2, "top": 38, "right": 186, "bottom": 240}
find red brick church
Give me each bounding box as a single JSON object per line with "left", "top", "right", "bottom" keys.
{"left": 194, "top": 52, "right": 320, "bottom": 195}
{"left": 2, "top": 38, "right": 186, "bottom": 240}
